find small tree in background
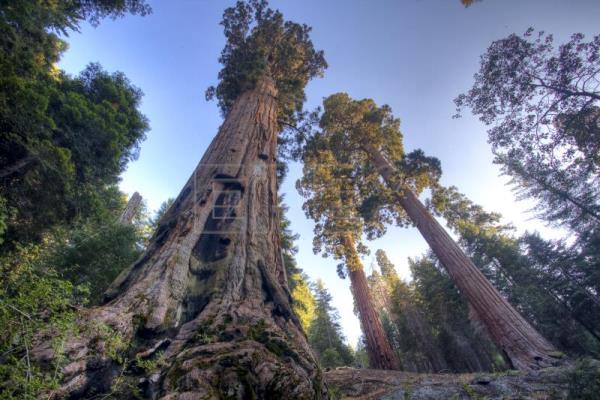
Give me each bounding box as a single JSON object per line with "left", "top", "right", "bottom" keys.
{"left": 308, "top": 280, "right": 355, "bottom": 368}
{"left": 278, "top": 194, "right": 316, "bottom": 333}
{"left": 409, "top": 255, "right": 507, "bottom": 372}
{"left": 368, "top": 250, "right": 449, "bottom": 372}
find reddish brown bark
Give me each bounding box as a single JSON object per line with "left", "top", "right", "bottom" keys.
{"left": 342, "top": 235, "right": 400, "bottom": 370}
{"left": 34, "top": 77, "right": 326, "bottom": 399}
{"left": 364, "top": 144, "right": 559, "bottom": 371}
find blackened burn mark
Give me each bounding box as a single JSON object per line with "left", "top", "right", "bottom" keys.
{"left": 192, "top": 268, "right": 214, "bottom": 281}
{"left": 214, "top": 173, "right": 244, "bottom": 193}
{"left": 192, "top": 179, "right": 243, "bottom": 263}
{"left": 181, "top": 295, "right": 211, "bottom": 324}
{"left": 154, "top": 216, "right": 178, "bottom": 246}
{"left": 181, "top": 175, "right": 245, "bottom": 323}
{"left": 172, "top": 185, "right": 192, "bottom": 213}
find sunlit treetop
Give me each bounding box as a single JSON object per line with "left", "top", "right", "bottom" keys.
{"left": 375, "top": 249, "right": 398, "bottom": 282}
{"left": 319, "top": 93, "right": 441, "bottom": 193}
{"left": 206, "top": 0, "right": 327, "bottom": 128}
{"left": 297, "top": 93, "right": 441, "bottom": 274}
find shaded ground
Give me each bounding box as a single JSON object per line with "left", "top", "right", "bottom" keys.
{"left": 325, "top": 366, "right": 572, "bottom": 399}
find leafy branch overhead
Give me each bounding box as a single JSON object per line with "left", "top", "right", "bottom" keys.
{"left": 455, "top": 29, "right": 600, "bottom": 234}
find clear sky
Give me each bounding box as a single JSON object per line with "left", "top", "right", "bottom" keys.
{"left": 58, "top": 0, "right": 599, "bottom": 347}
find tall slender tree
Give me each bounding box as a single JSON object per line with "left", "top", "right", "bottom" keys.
{"left": 313, "top": 93, "right": 559, "bottom": 370}
{"left": 297, "top": 135, "right": 400, "bottom": 370}
{"left": 33, "top": 1, "right": 328, "bottom": 398}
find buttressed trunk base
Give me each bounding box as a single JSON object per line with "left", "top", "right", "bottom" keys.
{"left": 364, "top": 144, "right": 560, "bottom": 371}
{"left": 33, "top": 77, "right": 326, "bottom": 399}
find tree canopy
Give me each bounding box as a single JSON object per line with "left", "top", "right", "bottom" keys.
{"left": 455, "top": 29, "right": 600, "bottom": 236}
{"left": 0, "top": 0, "right": 151, "bottom": 247}
{"left": 297, "top": 93, "right": 442, "bottom": 274}
{"left": 206, "top": 0, "right": 326, "bottom": 129}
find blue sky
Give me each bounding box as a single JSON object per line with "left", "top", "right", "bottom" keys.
{"left": 59, "top": 0, "right": 599, "bottom": 347}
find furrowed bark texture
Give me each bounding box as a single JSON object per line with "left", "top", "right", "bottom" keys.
{"left": 364, "top": 144, "right": 559, "bottom": 371}
{"left": 34, "top": 77, "right": 326, "bottom": 399}
{"left": 342, "top": 236, "right": 399, "bottom": 370}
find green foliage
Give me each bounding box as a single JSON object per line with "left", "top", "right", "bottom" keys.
{"left": 289, "top": 274, "right": 316, "bottom": 333}
{"left": 567, "top": 359, "right": 600, "bottom": 400}
{"left": 45, "top": 220, "right": 144, "bottom": 305}
{"left": 298, "top": 93, "right": 441, "bottom": 272}
{"left": 0, "top": 3, "right": 151, "bottom": 396}
{"left": 307, "top": 280, "right": 354, "bottom": 368}
{"left": 455, "top": 27, "right": 600, "bottom": 359}
{"left": 0, "top": 196, "right": 11, "bottom": 246}
{"left": 148, "top": 198, "right": 175, "bottom": 233}
{"left": 134, "top": 352, "right": 166, "bottom": 373}
{"left": 367, "top": 249, "right": 503, "bottom": 373}
{"left": 206, "top": 0, "right": 326, "bottom": 130}
{"left": 455, "top": 29, "right": 600, "bottom": 237}
{"left": 351, "top": 337, "right": 369, "bottom": 369}
{"left": 0, "top": 242, "right": 86, "bottom": 399}
{"left": 0, "top": 63, "right": 150, "bottom": 246}
{"left": 278, "top": 192, "right": 316, "bottom": 333}
{"left": 0, "top": 1, "right": 150, "bottom": 248}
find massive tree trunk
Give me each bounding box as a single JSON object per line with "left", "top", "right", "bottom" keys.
{"left": 34, "top": 77, "right": 326, "bottom": 399}
{"left": 342, "top": 235, "right": 399, "bottom": 370}
{"left": 363, "top": 144, "right": 559, "bottom": 371}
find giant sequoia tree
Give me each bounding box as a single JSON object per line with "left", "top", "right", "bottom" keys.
{"left": 33, "top": 1, "right": 328, "bottom": 398}
{"left": 314, "top": 93, "right": 559, "bottom": 371}
{"left": 297, "top": 135, "right": 401, "bottom": 370}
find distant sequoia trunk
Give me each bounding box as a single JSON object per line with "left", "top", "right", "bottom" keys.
{"left": 118, "top": 191, "right": 143, "bottom": 225}
{"left": 364, "top": 144, "right": 560, "bottom": 372}
{"left": 33, "top": 77, "right": 326, "bottom": 399}
{"left": 342, "top": 235, "right": 400, "bottom": 370}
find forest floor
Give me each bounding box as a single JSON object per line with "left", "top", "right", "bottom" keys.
{"left": 324, "top": 364, "right": 580, "bottom": 399}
